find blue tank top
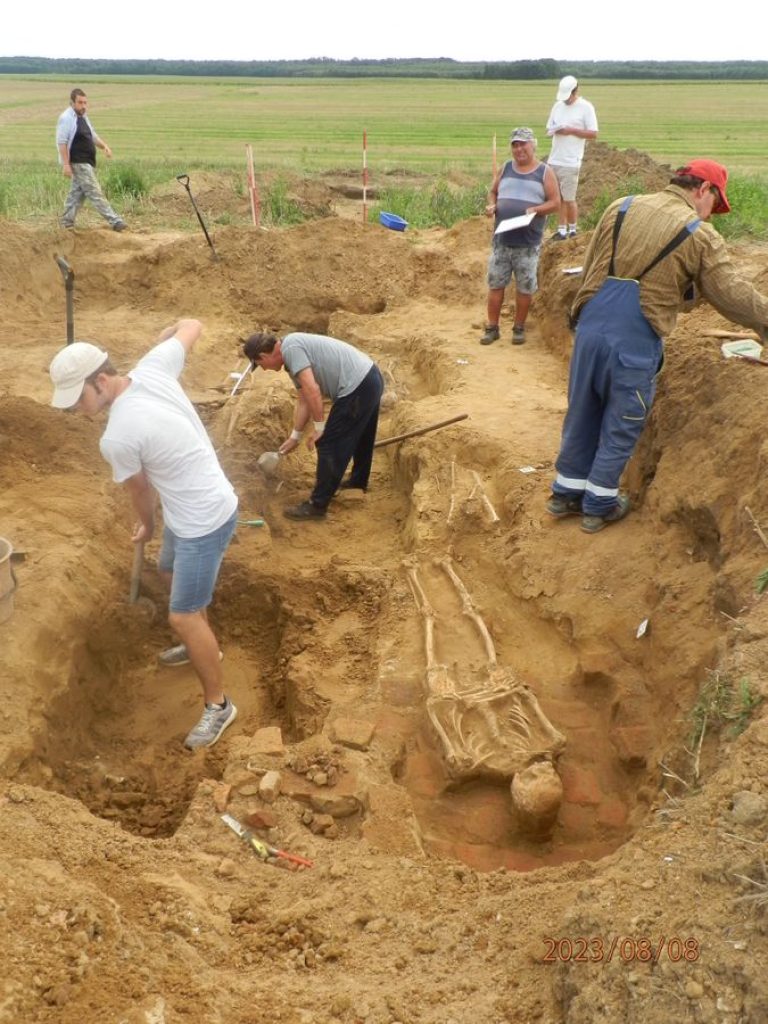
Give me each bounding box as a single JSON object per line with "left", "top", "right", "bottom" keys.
{"left": 495, "top": 161, "right": 547, "bottom": 247}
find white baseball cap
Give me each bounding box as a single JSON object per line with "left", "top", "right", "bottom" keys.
{"left": 49, "top": 341, "right": 109, "bottom": 408}
{"left": 557, "top": 75, "right": 578, "bottom": 101}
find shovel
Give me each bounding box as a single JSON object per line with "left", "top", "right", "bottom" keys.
{"left": 129, "top": 541, "right": 157, "bottom": 619}
{"left": 54, "top": 255, "right": 75, "bottom": 345}
{"left": 256, "top": 413, "right": 468, "bottom": 479}
{"left": 175, "top": 174, "right": 218, "bottom": 260}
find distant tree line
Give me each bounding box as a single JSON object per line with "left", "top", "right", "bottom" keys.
{"left": 2, "top": 56, "right": 768, "bottom": 79}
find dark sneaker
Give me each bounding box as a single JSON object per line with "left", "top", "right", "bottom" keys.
{"left": 568, "top": 229, "right": 578, "bottom": 238}
{"left": 158, "top": 644, "right": 224, "bottom": 667}
{"left": 546, "top": 494, "right": 583, "bottom": 518}
{"left": 581, "top": 494, "right": 631, "bottom": 534}
{"left": 512, "top": 324, "right": 526, "bottom": 345}
{"left": 112, "top": 221, "right": 127, "bottom": 232}
{"left": 480, "top": 324, "right": 500, "bottom": 345}
{"left": 550, "top": 231, "right": 568, "bottom": 242}
{"left": 284, "top": 501, "right": 326, "bottom": 520}
{"left": 184, "top": 698, "right": 238, "bottom": 750}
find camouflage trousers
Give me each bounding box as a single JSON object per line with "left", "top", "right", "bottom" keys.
{"left": 62, "top": 163, "right": 122, "bottom": 227}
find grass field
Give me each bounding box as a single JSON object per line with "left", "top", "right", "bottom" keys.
{"left": 1, "top": 75, "right": 767, "bottom": 237}
{"left": 2, "top": 75, "right": 768, "bottom": 176}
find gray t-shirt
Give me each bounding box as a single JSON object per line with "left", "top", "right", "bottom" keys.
{"left": 281, "top": 333, "right": 372, "bottom": 400}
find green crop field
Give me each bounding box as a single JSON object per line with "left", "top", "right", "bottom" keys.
{"left": 1, "top": 75, "right": 767, "bottom": 177}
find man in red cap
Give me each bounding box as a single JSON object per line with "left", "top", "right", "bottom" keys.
{"left": 548, "top": 161, "right": 768, "bottom": 533}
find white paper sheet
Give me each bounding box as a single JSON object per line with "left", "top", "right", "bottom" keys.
{"left": 494, "top": 212, "right": 535, "bottom": 235}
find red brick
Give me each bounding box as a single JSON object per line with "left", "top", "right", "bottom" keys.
{"left": 596, "top": 796, "right": 628, "bottom": 829}
{"left": 559, "top": 764, "right": 602, "bottom": 806}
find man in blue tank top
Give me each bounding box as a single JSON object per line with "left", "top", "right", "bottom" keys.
{"left": 481, "top": 127, "right": 560, "bottom": 346}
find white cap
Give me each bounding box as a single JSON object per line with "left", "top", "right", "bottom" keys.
{"left": 49, "top": 341, "right": 108, "bottom": 408}
{"left": 557, "top": 75, "right": 578, "bottom": 101}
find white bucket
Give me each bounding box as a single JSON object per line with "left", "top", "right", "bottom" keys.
{"left": 0, "top": 537, "right": 15, "bottom": 624}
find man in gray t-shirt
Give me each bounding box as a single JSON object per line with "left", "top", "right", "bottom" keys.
{"left": 244, "top": 331, "right": 384, "bottom": 520}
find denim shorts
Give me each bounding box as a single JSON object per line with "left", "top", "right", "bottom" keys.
{"left": 487, "top": 240, "right": 540, "bottom": 293}
{"left": 158, "top": 512, "right": 237, "bottom": 613}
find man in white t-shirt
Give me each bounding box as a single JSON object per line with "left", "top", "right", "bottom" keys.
{"left": 546, "top": 75, "right": 599, "bottom": 240}
{"left": 49, "top": 319, "right": 239, "bottom": 750}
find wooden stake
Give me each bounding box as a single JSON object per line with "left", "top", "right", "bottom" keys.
{"left": 362, "top": 129, "right": 368, "bottom": 226}
{"left": 245, "top": 144, "right": 260, "bottom": 227}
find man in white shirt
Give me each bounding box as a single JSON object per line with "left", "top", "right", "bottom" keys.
{"left": 49, "top": 319, "right": 239, "bottom": 750}
{"left": 546, "top": 76, "right": 599, "bottom": 240}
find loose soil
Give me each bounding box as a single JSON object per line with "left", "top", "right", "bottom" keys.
{"left": 1, "top": 144, "right": 768, "bottom": 1024}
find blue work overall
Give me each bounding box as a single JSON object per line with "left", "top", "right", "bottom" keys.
{"left": 553, "top": 197, "right": 701, "bottom": 516}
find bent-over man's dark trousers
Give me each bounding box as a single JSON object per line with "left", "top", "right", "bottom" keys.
{"left": 311, "top": 364, "right": 384, "bottom": 509}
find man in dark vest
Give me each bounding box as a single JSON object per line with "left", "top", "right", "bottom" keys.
{"left": 56, "top": 88, "right": 126, "bottom": 231}
{"left": 480, "top": 127, "right": 560, "bottom": 346}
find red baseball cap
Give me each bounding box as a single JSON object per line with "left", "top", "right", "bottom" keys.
{"left": 676, "top": 159, "right": 731, "bottom": 214}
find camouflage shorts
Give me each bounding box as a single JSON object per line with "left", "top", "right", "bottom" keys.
{"left": 487, "top": 241, "right": 540, "bottom": 293}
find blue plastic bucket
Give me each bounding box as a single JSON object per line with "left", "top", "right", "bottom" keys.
{"left": 379, "top": 211, "right": 408, "bottom": 231}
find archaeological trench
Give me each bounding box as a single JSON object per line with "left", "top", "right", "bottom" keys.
{"left": 1, "top": 151, "right": 768, "bottom": 1024}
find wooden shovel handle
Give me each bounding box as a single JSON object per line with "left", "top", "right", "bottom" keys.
{"left": 129, "top": 542, "right": 144, "bottom": 603}
{"left": 374, "top": 413, "right": 468, "bottom": 450}
{"left": 703, "top": 329, "right": 761, "bottom": 341}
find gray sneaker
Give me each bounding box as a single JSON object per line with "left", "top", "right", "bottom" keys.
{"left": 184, "top": 698, "right": 238, "bottom": 750}
{"left": 581, "top": 494, "right": 631, "bottom": 534}
{"left": 158, "top": 644, "right": 224, "bottom": 667}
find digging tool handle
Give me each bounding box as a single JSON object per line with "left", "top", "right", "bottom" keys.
{"left": 374, "top": 413, "right": 469, "bottom": 450}
{"left": 129, "top": 541, "right": 144, "bottom": 603}
{"left": 175, "top": 173, "right": 218, "bottom": 259}
{"left": 54, "top": 255, "right": 75, "bottom": 345}
{"left": 734, "top": 354, "right": 768, "bottom": 368}
{"left": 704, "top": 329, "right": 762, "bottom": 341}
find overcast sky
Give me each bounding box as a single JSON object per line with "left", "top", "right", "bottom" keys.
{"left": 6, "top": 2, "right": 765, "bottom": 63}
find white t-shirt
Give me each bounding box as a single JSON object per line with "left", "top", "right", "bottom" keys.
{"left": 546, "top": 96, "right": 598, "bottom": 168}
{"left": 100, "top": 338, "right": 237, "bottom": 538}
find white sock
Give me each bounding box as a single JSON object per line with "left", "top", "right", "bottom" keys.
{"left": 557, "top": 225, "right": 567, "bottom": 235}
{"left": 568, "top": 224, "right": 577, "bottom": 233}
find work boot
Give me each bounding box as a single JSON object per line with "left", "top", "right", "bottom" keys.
{"left": 284, "top": 500, "right": 327, "bottom": 521}
{"left": 546, "top": 494, "right": 583, "bottom": 519}
{"left": 581, "top": 494, "right": 631, "bottom": 534}
{"left": 512, "top": 324, "right": 526, "bottom": 345}
{"left": 480, "top": 324, "right": 500, "bottom": 345}
{"left": 158, "top": 645, "right": 224, "bottom": 667}
{"left": 184, "top": 698, "right": 238, "bottom": 750}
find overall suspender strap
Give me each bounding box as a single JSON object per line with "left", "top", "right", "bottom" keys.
{"left": 637, "top": 219, "right": 702, "bottom": 279}
{"left": 608, "top": 194, "right": 702, "bottom": 279}
{"left": 608, "top": 196, "right": 634, "bottom": 277}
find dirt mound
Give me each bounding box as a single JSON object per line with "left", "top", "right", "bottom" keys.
{"left": 2, "top": 146, "right": 768, "bottom": 1024}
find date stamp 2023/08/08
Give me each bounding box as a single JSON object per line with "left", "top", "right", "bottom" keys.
{"left": 542, "top": 936, "right": 700, "bottom": 964}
